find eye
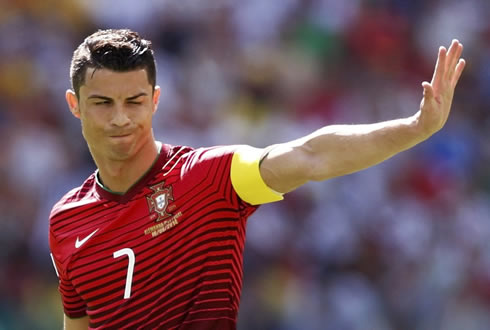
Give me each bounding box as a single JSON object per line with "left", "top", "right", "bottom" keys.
{"left": 127, "top": 101, "right": 143, "bottom": 105}
{"left": 94, "top": 100, "right": 111, "bottom": 105}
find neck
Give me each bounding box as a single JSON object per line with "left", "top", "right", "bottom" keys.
{"left": 94, "top": 140, "right": 159, "bottom": 193}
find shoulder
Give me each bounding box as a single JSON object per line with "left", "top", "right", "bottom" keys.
{"left": 161, "top": 144, "right": 240, "bottom": 173}
{"left": 49, "top": 173, "right": 98, "bottom": 226}
{"left": 49, "top": 173, "right": 100, "bottom": 266}
{"left": 183, "top": 145, "right": 240, "bottom": 164}
{"left": 163, "top": 144, "right": 241, "bottom": 189}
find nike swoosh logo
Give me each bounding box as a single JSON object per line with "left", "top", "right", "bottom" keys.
{"left": 75, "top": 229, "right": 99, "bottom": 248}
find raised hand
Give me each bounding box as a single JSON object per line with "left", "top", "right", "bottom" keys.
{"left": 416, "top": 39, "right": 466, "bottom": 137}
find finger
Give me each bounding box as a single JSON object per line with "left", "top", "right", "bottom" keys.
{"left": 422, "top": 81, "right": 434, "bottom": 101}
{"left": 452, "top": 58, "right": 466, "bottom": 87}
{"left": 447, "top": 40, "right": 463, "bottom": 80}
{"left": 446, "top": 39, "right": 461, "bottom": 71}
{"left": 431, "top": 46, "right": 447, "bottom": 90}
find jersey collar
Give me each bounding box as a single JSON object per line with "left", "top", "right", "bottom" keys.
{"left": 95, "top": 142, "right": 170, "bottom": 203}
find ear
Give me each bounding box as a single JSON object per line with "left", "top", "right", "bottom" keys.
{"left": 66, "top": 89, "right": 81, "bottom": 119}
{"left": 152, "top": 86, "right": 161, "bottom": 114}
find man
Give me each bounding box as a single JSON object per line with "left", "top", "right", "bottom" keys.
{"left": 49, "top": 29, "right": 465, "bottom": 330}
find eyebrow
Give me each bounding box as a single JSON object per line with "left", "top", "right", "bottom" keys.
{"left": 87, "top": 92, "right": 148, "bottom": 101}
{"left": 87, "top": 95, "right": 112, "bottom": 101}
{"left": 126, "top": 92, "right": 148, "bottom": 101}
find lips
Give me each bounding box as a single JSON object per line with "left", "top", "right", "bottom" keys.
{"left": 110, "top": 134, "right": 131, "bottom": 138}
{"left": 109, "top": 131, "right": 133, "bottom": 138}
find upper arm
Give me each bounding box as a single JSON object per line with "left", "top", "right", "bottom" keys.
{"left": 64, "top": 314, "right": 88, "bottom": 330}
{"left": 259, "top": 139, "right": 315, "bottom": 194}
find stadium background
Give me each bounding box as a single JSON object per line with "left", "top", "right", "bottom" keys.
{"left": 1, "top": 0, "right": 490, "bottom": 329}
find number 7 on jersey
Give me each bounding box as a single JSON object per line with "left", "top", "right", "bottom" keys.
{"left": 113, "top": 248, "right": 135, "bottom": 299}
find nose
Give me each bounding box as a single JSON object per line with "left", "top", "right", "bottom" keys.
{"left": 110, "top": 105, "right": 131, "bottom": 127}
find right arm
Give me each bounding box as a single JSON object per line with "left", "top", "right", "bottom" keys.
{"left": 64, "top": 314, "right": 88, "bottom": 330}
{"left": 259, "top": 40, "right": 465, "bottom": 194}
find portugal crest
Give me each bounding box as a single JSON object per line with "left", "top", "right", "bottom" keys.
{"left": 146, "top": 182, "right": 174, "bottom": 221}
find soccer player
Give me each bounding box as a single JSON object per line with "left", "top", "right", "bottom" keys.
{"left": 49, "top": 29, "right": 465, "bottom": 330}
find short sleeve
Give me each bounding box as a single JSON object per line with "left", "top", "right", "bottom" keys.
{"left": 58, "top": 275, "right": 88, "bottom": 318}
{"left": 230, "top": 145, "right": 284, "bottom": 205}
{"left": 49, "top": 230, "right": 87, "bottom": 318}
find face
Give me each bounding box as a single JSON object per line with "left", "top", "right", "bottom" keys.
{"left": 66, "top": 68, "right": 160, "bottom": 162}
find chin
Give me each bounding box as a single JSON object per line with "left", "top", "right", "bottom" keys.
{"left": 110, "top": 147, "right": 136, "bottom": 160}
{"left": 103, "top": 142, "right": 135, "bottom": 160}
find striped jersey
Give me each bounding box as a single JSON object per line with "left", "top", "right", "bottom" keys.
{"left": 49, "top": 143, "right": 283, "bottom": 329}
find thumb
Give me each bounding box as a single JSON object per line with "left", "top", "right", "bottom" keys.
{"left": 422, "top": 81, "right": 441, "bottom": 106}
{"left": 422, "top": 81, "right": 434, "bottom": 100}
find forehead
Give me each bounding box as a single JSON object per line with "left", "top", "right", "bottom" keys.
{"left": 80, "top": 68, "right": 152, "bottom": 98}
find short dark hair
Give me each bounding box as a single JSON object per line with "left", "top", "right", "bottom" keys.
{"left": 70, "top": 29, "right": 157, "bottom": 97}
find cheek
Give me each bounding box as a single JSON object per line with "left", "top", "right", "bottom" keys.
{"left": 80, "top": 120, "right": 95, "bottom": 140}
{"left": 135, "top": 108, "right": 154, "bottom": 126}
{"left": 80, "top": 113, "right": 105, "bottom": 137}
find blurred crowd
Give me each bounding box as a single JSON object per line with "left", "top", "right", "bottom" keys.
{"left": 1, "top": 0, "right": 490, "bottom": 329}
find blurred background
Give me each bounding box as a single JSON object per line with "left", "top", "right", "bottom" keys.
{"left": 1, "top": 0, "right": 490, "bottom": 329}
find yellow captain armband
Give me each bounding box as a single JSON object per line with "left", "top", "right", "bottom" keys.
{"left": 231, "top": 146, "right": 284, "bottom": 205}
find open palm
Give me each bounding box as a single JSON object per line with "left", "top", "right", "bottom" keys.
{"left": 418, "top": 39, "right": 466, "bottom": 137}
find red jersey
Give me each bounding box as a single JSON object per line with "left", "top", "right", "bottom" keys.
{"left": 49, "top": 144, "right": 282, "bottom": 329}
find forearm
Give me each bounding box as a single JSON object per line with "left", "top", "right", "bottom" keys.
{"left": 260, "top": 113, "right": 427, "bottom": 193}
{"left": 303, "top": 114, "right": 425, "bottom": 180}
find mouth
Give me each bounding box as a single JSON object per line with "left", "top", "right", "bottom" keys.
{"left": 109, "top": 132, "right": 133, "bottom": 140}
